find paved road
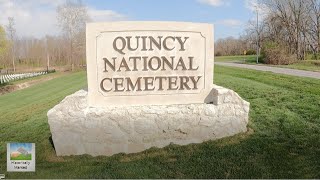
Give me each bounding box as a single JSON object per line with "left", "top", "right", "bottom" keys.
{"left": 215, "top": 62, "right": 320, "bottom": 79}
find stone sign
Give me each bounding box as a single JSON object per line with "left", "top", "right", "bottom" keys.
{"left": 48, "top": 21, "right": 250, "bottom": 157}
{"left": 86, "top": 22, "right": 214, "bottom": 106}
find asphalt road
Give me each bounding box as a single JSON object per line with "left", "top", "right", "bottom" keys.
{"left": 215, "top": 62, "right": 320, "bottom": 79}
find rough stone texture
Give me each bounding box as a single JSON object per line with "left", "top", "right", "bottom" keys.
{"left": 47, "top": 85, "right": 249, "bottom": 156}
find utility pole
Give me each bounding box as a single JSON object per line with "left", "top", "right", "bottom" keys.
{"left": 46, "top": 37, "right": 50, "bottom": 73}
{"left": 256, "top": 5, "right": 259, "bottom": 64}
{"left": 47, "top": 53, "right": 50, "bottom": 73}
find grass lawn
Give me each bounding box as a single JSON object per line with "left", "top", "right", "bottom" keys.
{"left": 0, "top": 67, "right": 320, "bottom": 178}
{"left": 216, "top": 55, "right": 320, "bottom": 72}
{"left": 275, "top": 60, "right": 320, "bottom": 72}
{"left": 215, "top": 55, "right": 256, "bottom": 62}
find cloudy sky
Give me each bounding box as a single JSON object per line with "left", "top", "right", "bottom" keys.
{"left": 0, "top": 0, "right": 260, "bottom": 40}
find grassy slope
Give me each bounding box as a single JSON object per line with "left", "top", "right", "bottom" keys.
{"left": 0, "top": 67, "right": 320, "bottom": 178}
{"left": 275, "top": 60, "right": 320, "bottom": 72}
{"left": 215, "top": 55, "right": 256, "bottom": 62}
{"left": 216, "top": 55, "right": 320, "bottom": 72}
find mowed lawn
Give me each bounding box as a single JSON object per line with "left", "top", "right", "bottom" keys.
{"left": 216, "top": 55, "right": 320, "bottom": 72}
{"left": 0, "top": 67, "right": 320, "bottom": 178}
{"left": 215, "top": 55, "right": 256, "bottom": 62}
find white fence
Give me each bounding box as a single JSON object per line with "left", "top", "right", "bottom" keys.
{"left": 0, "top": 71, "right": 48, "bottom": 84}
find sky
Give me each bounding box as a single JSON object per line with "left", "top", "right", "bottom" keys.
{"left": 0, "top": 0, "right": 260, "bottom": 40}
{"left": 10, "top": 143, "right": 32, "bottom": 152}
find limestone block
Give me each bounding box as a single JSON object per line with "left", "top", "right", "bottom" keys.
{"left": 47, "top": 85, "right": 250, "bottom": 156}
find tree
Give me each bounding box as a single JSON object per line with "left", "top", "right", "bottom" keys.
{"left": 0, "top": 26, "right": 8, "bottom": 55}
{"left": 307, "top": 0, "right": 320, "bottom": 59}
{"left": 56, "top": 0, "right": 89, "bottom": 71}
{"left": 259, "top": 0, "right": 313, "bottom": 60}
{"left": 215, "top": 36, "right": 255, "bottom": 56}
{"left": 6, "top": 17, "right": 16, "bottom": 72}
{"left": 0, "top": 25, "right": 9, "bottom": 69}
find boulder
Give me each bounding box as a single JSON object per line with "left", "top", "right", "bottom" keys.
{"left": 47, "top": 85, "right": 249, "bottom": 156}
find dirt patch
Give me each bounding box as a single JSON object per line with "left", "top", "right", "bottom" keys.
{"left": 0, "top": 85, "right": 18, "bottom": 95}
{"left": 16, "top": 75, "right": 57, "bottom": 89}
{"left": 0, "top": 72, "right": 67, "bottom": 95}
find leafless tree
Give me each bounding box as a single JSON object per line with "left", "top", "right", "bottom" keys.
{"left": 57, "top": 0, "right": 89, "bottom": 71}
{"left": 257, "top": 0, "right": 320, "bottom": 60}
{"left": 307, "top": 0, "right": 320, "bottom": 59}
{"left": 215, "top": 37, "right": 252, "bottom": 56}
{"left": 0, "top": 25, "right": 9, "bottom": 69}
{"left": 6, "top": 17, "right": 16, "bottom": 72}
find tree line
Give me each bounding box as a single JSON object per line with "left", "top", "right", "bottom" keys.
{"left": 215, "top": 0, "right": 320, "bottom": 64}
{"left": 0, "top": 0, "right": 88, "bottom": 72}
{"left": 1, "top": 0, "right": 319, "bottom": 70}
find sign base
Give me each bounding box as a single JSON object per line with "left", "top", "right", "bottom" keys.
{"left": 47, "top": 85, "right": 249, "bottom": 156}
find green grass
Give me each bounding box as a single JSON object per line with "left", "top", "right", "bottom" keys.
{"left": 216, "top": 55, "right": 320, "bottom": 72}
{"left": 0, "top": 67, "right": 320, "bottom": 178}
{"left": 10, "top": 154, "right": 32, "bottom": 160}
{"left": 275, "top": 60, "right": 320, "bottom": 72}
{"left": 215, "top": 55, "right": 257, "bottom": 62}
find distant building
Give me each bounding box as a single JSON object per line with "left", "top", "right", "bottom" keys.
{"left": 17, "top": 147, "right": 29, "bottom": 155}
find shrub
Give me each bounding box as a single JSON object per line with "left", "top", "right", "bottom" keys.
{"left": 313, "top": 61, "right": 320, "bottom": 66}
{"left": 215, "top": 52, "right": 222, "bottom": 56}
{"left": 311, "top": 53, "right": 320, "bottom": 60}
{"left": 261, "top": 41, "right": 296, "bottom": 65}
{"left": 246, "top": 49, "right": 256, "bottom": 55}
{"left": 48, "top": 69, "right": 56, "bottom": 73}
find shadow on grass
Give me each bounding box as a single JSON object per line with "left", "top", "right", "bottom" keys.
{"left": 0, "top": 83, "right": 9, "bottom": 87}
{"left": 71, "top": 130, "right": 320, "bottom": 179}
{"left": 48, "top": 136, "right": 55, "bottom": 151}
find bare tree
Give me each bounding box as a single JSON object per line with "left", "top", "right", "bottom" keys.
{"left": 6, "top": 17, "right": 16, "bottom": 72}
{"left": 307, "top": 0, "right": 320, "bottom": 59}
{"left": 14, "top": 36, "right": 70, "bottom": 69}
{"left": 215, "top": 37, "right": 251, "bottom": 56}
{"left": 0, "top": 25, "right": 9, "bottom": 69}
{"left": 260, "top": 0, "right": 311, "bottom": 60}
{"left": 0, "top": 1, "right": 90, "bottom": 72}
{"left": 216, "top": 0, "right": 320, "bottom": 63}
{"left": 57, "top": 0, "right": 89, "bottom": 71}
